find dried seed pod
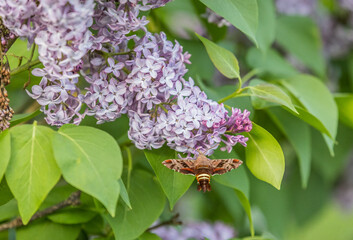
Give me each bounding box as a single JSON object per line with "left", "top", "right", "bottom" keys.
{"left": 0, "top": 64, "right": 14, "bottom": 131}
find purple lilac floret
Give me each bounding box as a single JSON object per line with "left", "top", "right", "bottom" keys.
{"left": 1, "top": 0, "right": 252, "bottom": 155}
{"left": 151, "top": 221, "right": 236, "bottom": 240}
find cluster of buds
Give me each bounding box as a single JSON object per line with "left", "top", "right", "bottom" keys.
{"left": 0, "top": 18, "right": 15, "bottom": 53}
{"left": 0, "top": 64, "right": 14, "bottom": 131}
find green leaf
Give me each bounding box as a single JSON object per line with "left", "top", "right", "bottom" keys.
{"left": 200, "top": 0, "right": 258, "bottom": 45}
{"left": 47, "top": 209, "right": 97, "bottom": 224}
{"left": 137, "top": 232, "right": 162, "bottom": 240}
{"left": 0, "top": 130, "right": 11, "bottom": 182}
{"left": 145, "top": 146, "right": 194, "bottom": 209}
{"left": 281, "top": 75, "right": 338, "bottom": 154}
{"left": 212, "top": 149, "right": 253, "bottom": 236}
{"left": 244, "top": 123, "right": 285, "bottom": 189}
{"left": 196, "top": 33, "right": 240, "bottom": 79}
{"left": 0, "top": 178, "right": 13, "bottom": 206}
{"left": 212, "top": 150, "right": 249, "bottom": 198}
{"left": 0, "top": 199, "right": 18, "bottom": 222}
{"left": 311, "top": 125, "right": 353, "bottom": 183}
{"left": 285, "top": 203, "right": 353, "bottom": 240}
{"left": 105, "top": 170, "right": 165, "bottom": 240}
{"left": 212, "top": 151, "right": 254, "bottom": 235}
{"left": 246, "top": 48, "right": 298, "bottom": 77}
{"left": 334, "top": 93, "right": 353, "bottom": 130}
{"left": 16, "top": 220, "right": 81, "bottom": 240}
{"left": 267, "top": 107, "right": 311, "bottom": 188}
{"left": 294, "top": 106, "right": 331, "bottom": 137}
{"left": 10, "top": 109, "right": 42, "bottom": 127}
{"left": 118, "top": 179, "right": 132, "bottom": 209}
{"left": 6, "top": 123, "right": 61, "bottom": 224}
{"left": 82, "top": 215, "right": 105, "bottom": 235}
{"left": 191, "top": 0, "right": 227, "bottom": 42}
{"left": 248, "top": 79, "right": 298, "bottom": 113}
{"left": 52, "top": 126, "right": 122, "bottom": 217}
{"left": 276, "top": 16, "right": 325, "bottom": 77}
{"left": 256, "top": 0, "right": 275, "bottom": 50}
{"left": 180, "top": 39, "right": 215, "bottom": 85}
{"left": 0, "top": 230, "right": 8, "bottom": 240}
{"left": 236, "top": 190, "right": 254, "bottom": 237}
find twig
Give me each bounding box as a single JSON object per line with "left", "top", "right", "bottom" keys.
{"left": 0, "top": 191, "right": 81, "bottom": 232}
{"left": 147, "top": 213, "right": 182, "bottom": 231}
{"left": 10, "top": 58, "right": 41, "bottom": 76}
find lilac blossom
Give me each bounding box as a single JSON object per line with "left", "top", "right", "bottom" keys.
{"left": 152, "top": 221, "right": 236, "bottom": 240}
{"left": 121, "top": 31, "right": 251, "bottom": 154}
{"left": 26, "top": 75, "right": 84, "bottom": 126}
{"left": 340, "top": 0, "right": 353, "bottom": 12}
{"left": 2, "top": 0, "right": 252, "bottom": 155}
{"left": 276, "top": 0, "right": 317, "bottom": 16}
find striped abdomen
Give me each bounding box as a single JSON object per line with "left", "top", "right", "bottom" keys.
{"left": 196, "top": 173, "right": 211, "bottom": 192}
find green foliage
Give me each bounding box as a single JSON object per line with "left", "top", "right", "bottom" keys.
{"left": 196, "top": 33, "right": 240, "bottom": 79}
{"left": 1, "top": 1, "right": 351, "bottom": 239}
{"left": 118, "top": 179, "right": 132, "bottom": 209}
{"left": 280, "top": 75, "right": 338, "bottom": 155}
{"left": 52, "top": 125, "right": 122, "bottom": 217}
{"left": 267, "top": 108, "right": 311, "bottom": 188}
{"left": 255, "top": 0, "right": 275, "bottom": 51}
{"left": 248, "top": 79, "right": 298, "bottom": 113}
{"left": 212, "top": 150, "right": 254, "bottom": 235}
{"left": 47, "top": 209, "right": 97, "bottom": 224}
{"left": 200, "top": 0, "right": 259, "bottom": 45}
{"left": 335, "top": 93, "right": 353, "bottom": 130}
{"left": 0, "top": 130, "right": 10, "bottom": 182}
{"left": 276, "top": 16, "right": 325, "bottom": 77}
{"left": 245, "top": 123, "right": 285, "bottom": 190}
{"left": 145, "top": 146, "right": 194, "bottom": 209}
{"left": 246, "top": 48, "right": 298, "bottom": 77}
{"left": 105, "top": 170, "right": 165, "bottom": 240}
{"left": 10, "top": 109, "right": 42, "bottom": 127}
{"left": 0, "top": 179, "right": 13, "bottom": 206}
{"left": 16, "top": 220, "right": 81, "bottom": 240}
{"left": 6, "top": 123, "right": 60, "bottom": 224}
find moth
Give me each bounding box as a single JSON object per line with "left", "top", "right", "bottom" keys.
{"left": 162, "top": 151, "right": 243, "bottom": 192}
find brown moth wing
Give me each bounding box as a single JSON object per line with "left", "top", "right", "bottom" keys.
{"left": 162, "top": 159, "right": 195, "bottom": 175}
{"left": 210, "top": 159, "right": 243, "bottom": 175}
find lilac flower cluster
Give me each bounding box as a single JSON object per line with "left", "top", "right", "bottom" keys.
{"left": 1, "top": 0, "right": 252, "bottom": 154}
{"left": 151, "top": 221, "right": 236, "bottom": 240}
{"left": 276, "top": 0, "right": 317, "bottom": 16}
{"left": 0, "top": 0, "right": 95, "bottom": 125}
{"left": 340, "top": 0, "right": 353, "bottom": 12}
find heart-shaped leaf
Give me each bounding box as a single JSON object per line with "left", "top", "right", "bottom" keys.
{"left": 145, "top": 146, "right": 194, "bottom": 209}
{"left": 6, "top": 123, "right": 60, "bottom": 224}
{"left": 244, "top": 123, "right": 285, "bottom": 190}
{"left": 52, "top": 125, "right": 122, "bottom": 217}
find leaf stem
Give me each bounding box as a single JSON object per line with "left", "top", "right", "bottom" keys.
{"left": 218, "top": 86, "right": 250, "bottom": 104}
{"left": 10, "top": 58, "right": 41, "bottom": 76}
{"left": 242, "top": 68, "right": 261, "bottom": 84}
{"left": 28, "top": 44, "right": 36, "bottom": 62}
{"left": 124, "top": 146, "right": 133, "bottom": 191}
